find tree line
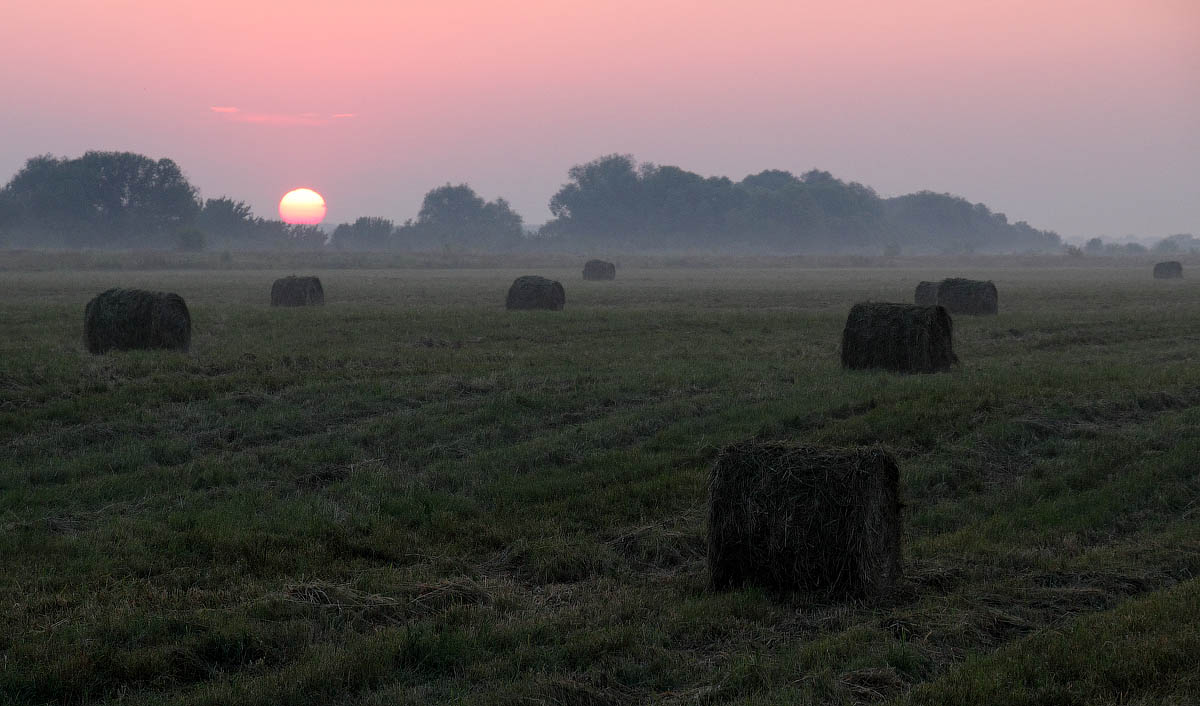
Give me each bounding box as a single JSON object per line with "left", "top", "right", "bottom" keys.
{"left": 0, "top": 149, "right": 1117, "bottom": 254}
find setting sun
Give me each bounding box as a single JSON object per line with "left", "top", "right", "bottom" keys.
{"left": 279, "top": 188, "right": 327, "bottom": 225}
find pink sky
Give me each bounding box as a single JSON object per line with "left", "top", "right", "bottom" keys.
{"left": 1, "top": 0, "right": 1197, "bottom": 240}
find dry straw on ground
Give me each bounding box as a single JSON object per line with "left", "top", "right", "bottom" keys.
{"left": 1153, "top": 261, "right": 1183, "bottom": 279}
{"left": 936, "top": 277, "right": 998, "bottom": 315}
{"left": 707, "top": 441, "right": 902, "bottom": 598}
{"left": 914, "top": 281, "right": 938, "bottom": 306}
{"left": 582, "top": 259, "right": 616, "bottom": 281}
{"left": 506, "top": 275, "right": 565, "bottom": 310}
{"left": 83, "top": 288, "right": 191, "bottom": 354}
{"left": 841, "top": 302, "right": 957, "bottom": 373}
{"left": 271, "top": 275, "right": 325, "bottom": 306}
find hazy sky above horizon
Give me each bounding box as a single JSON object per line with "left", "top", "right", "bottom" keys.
{"left": 1, "top": 0, "right": 1197, "bottom": 241}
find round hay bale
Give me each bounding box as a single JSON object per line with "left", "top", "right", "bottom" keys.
{"left": 506, "top": 275, "right": 565, "bottom": 311}
{"left": 841, "top": 302, "right": 957, "bottom": 373}
{"left": 935, "top": 278, "right": 997, "bottom": 315}
{"left": 1153, "top": 261, "right": 1183, "bottom": 279}
{"left": 914, "top": 281, "right": 938, "bottom": 306}
{"left": 271, "top": 276, "right": 325, "bottom": 306}
{"left": 582, "top": 259, "right": 616, "bottom": 281}
{"left": 708, "top": 441, "right": 902, "bottom": 598}
{"left": 84, "top": 288, "right": 191, "bottom": 354}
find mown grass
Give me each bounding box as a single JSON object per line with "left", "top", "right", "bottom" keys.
{"left": 1, "top": 262, "right": 1197, "bottom": 705}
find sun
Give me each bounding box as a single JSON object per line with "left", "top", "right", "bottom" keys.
{"left": 279, "top": 188, "right": 327, "bottom": 225}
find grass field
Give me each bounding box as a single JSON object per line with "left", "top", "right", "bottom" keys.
{"left": 2, "top": 260, "right": 1198, "bottom": 705}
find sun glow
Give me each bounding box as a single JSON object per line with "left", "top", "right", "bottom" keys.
{"left": 279, "top": 188, "right": 327, "bottom": 225}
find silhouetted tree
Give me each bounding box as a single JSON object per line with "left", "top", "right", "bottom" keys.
{"left": 540, "top": 155, "right": 1050, "bottom": 253}
{"left": 883, "top": 191, "right": 1058, "bottom": 254}
{"left": 400, "top": 184, "right": 523, "bottom": 251}
{"left": 332, "top": 217, "right": 396, "bottom": 250}
{"left": 284, "top": 224, "right": 326, "bottom": 249}
{"left": 0, "top": 151, "right": 199, "bottom": 247}
{"left": 196, "top": 197, "right": 256, "bottom": 244}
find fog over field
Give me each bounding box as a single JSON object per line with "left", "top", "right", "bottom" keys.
{"left": 2, "top": 2, "right": 1199, "bottom": 705}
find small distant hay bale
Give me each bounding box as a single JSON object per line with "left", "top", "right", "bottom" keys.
{"left": 271, "top": 276, "right": 324, "bottom": 306}
{"left": 841, "top": 302, "right": 957, "bottom": 373}
{"left": 707, "top": 441, "right": 902, "bottom": 598}
{"left": 84, "top": 288, "right": 191, "bottom": 354}
{"left": 1153, "top": 261, "right": 1183, "bottom": 279}
{"left": 582, "top": 259, "right": 616, "bottom": 281}
{"left": 935, "top": 278, "right": 997, "bottom": 315}
{"left": 506, "top": 275, "right": 565, "bottom": 311}
{"left": 914, "top": 281, "right": 938, "bottom": 306}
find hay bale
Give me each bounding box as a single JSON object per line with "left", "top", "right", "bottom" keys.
{"left": 271, "top": 275, "right": 324, "bottom": 306}
{"left": 582, "top": 259, "right": 616, "bottom": 281}
{"left": 707, "top": 441, "right": 902, "bottom": 597}
{"left": 935, "top": 278, "right": 997, "bottom": 315}
{"left": 914, "top": 281, "right": 938, "bottom": 306}
{"left": 84, "top": 288, "right": 191, "bottom": 354}
{"left": 1153, "top": 261, "right": 1183, "bottom": 279}
{"left": 841, "top": 302, "right": 957, "bottom": 373}
{"left": 506, "top": 275, "right": 565, "bottom": 310}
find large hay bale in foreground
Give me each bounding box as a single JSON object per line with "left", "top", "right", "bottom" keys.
{"left": 708, "top": 441, "right": 902, "bottom": 597}
{"left": 582, "top": 259, "right": 616, "bottom": 281}
{"left": 271, "top": 275, "right": 324, "bottom": 306}
{"left": 936, "top": 278, "right": 998, "bottom": 315}
{"left": 506, "top": 275, "right": 565, "bottom": 310}
{"left": 84, "top": 288, "right": 191, "bottom": 354}
{"left": 1153, "top": 261, "right": 1183, "bottom": 279}
{"left": 914, "top": 281, "right": 938, "bottom": 306}
{"left": 841, "top": 303, "right": 956, "bottom": 373}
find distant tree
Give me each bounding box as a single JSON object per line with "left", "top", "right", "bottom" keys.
{"left": 1152, "top": 237, "right": 1180, "bottom": 254}
{"left": 883, "top": 191, "right": 1060, "bottom": 254}
{"left": 401, "top": 184, "right": 523, "bottom": 251}
{"left": 285, "top": 224, "right": 327, "bottom": 249}
{"left": 1159, "top": 233, "right": 1200, "bottom": 253}
{"left": 332, "top": 217, "right": 395, "bottom": 250}
{"left": 196, "top": 197, "right": 256, "bottom": 243}
{"left": 1107, "top": 241, "right": 1147, "bottom": 255}
{"left": 547, "top": 154, "right": 645, "bottom": 245}
{"left": 1084, "top": 237, "right": 1104, "bottom": 254}
{"left": 540, "top": 154, "right": 1060, "bottom": 254}
{"left": 729, "top": 170, "right": 820, "bottom": 251}
{"left": 0, "top": 148, "right": 1070, "bottom": 255}
{"left": 739, "top": 169, "right": 802, "bottom": 191}
{"left": 0, "top": 152, "right": 200, "bottom": 247}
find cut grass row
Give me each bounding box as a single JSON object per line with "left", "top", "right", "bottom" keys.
{"left": 1, "top": 265, "right": 1197, "bottom": 704}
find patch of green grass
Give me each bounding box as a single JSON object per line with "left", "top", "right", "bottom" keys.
{"left": 901, "top": 578, "right": 1200, "bottom": 705}
{"left": 1, "top": 262, "right": 1198, "bottom": 704}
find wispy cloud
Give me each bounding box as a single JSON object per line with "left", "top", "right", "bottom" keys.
{"left": 208, "top": 106, "right": 357, "bottom": 126}
{"left": 236, "top": 113, "right": 330, "bottom": 126}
